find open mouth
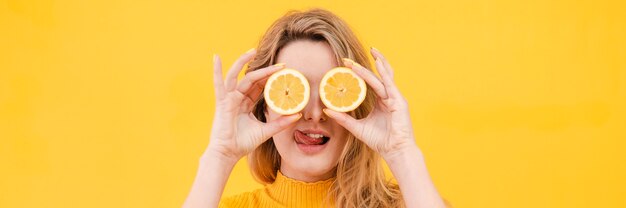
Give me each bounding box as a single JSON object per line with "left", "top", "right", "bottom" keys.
{"left": 294, "top": 130, "right": 330, "bottom": 145}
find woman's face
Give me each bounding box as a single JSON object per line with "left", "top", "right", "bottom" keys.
{"left": 265, "top": 40, "right": 350, "bottom": 182}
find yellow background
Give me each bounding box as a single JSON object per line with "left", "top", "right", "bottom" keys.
{"left": 1, "top": 0, "right": 625, "bottom": 207}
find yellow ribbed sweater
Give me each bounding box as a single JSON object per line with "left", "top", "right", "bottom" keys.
{"left": 219, "top": 171, "right": 335, "bottom": 208}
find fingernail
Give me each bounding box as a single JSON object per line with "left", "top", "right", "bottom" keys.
{"left": 342, "top": 58, "right": 353, "bottom": 65}
{"left": 273, "top": 63, "right": 286, "bottom": 67}
{"left": 213, "top": 54, "right": 217, "bottom": 61}
{"left": 344, "top": 58, "right": 362, "bottom": 68}
{"left": 246, "top": 48, "right": 256, "bottom": 53}
{"left": 371, "top": 47, "right": 380, "bottom": 52}
{"left": 342, "top": 58, "right": 360, "bottom": 67}
{"left": 322, "top": 108, "right": 330, "bottom": 116}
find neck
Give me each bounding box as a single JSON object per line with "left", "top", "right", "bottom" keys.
{"left": 280, "top": 165, "right": 336, "bottom": 183}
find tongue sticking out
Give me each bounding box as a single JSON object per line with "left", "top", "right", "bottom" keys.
{"left": 295, "top": 130, "right": 327, "bottom": 145}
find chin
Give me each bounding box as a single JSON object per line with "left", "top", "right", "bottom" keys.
{"left": 290, "top": 156, "right": 337, "bottom": 177}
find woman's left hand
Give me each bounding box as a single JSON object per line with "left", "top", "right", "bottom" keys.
{"left": 323, "top": 47, "right": 420, "bottom": 160}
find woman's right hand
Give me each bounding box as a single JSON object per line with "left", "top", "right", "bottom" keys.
{"left": 204, "top": 49, "right": 302, "bottom": 164}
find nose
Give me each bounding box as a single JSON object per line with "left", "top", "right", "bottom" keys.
{"left": 302, "top": 90, "right": 327, "bottom": 122}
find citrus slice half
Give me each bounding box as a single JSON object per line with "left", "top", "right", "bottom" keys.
{"left": 264, "top": 68, "right": 310, "bottom": 115}
{"left": 319, "top": 67, "right": 367, "bottom": 112}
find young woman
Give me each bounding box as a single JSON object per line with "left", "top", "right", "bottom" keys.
{"left": 183, "top": 9, "right": 450, "bottom": 208}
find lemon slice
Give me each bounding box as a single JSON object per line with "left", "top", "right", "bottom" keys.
{"left": 264, "top": 68, "right": 310, "bottom": 115}
{"left": 319, "top": 67, "right": 367, "bottom": 112}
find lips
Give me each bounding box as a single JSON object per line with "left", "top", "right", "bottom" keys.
{"left": 294, "top": 130, "right": 330, "bottom": 145}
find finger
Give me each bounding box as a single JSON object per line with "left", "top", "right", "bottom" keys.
{"left": 247, "top": 79, "right": 267, "bottom": 102}
{"left": 373, "top": 53, "right": 402, "bottom": 99}
{"left": 225, "top": 48, "right": 257, "bottom": 92}
{"left": 241, "top": 83, "right": 263, "bottom": 112}
{"left": 375, "top": 58, "right": 402, "bottom": 98}
{"left": 245, "top": 81, "right": 264, "bottom": 102}
{"left": 370, "top": 49, "right": 392, "bottom": 84}
{"left": 370, "top": 47, "right": 394, "bottom": 77}
{"left": 322, "top": 108, "right": 364, "bottom": 140}
{"left": 260, "top": 113, "right": 302, "bottom": 141}
{"left": 237, "top": 63, "right": 285, "bottom": 95}
{"left": 213, "top": 54, "right": 226, "bottom": 100}
{"left": 342, "top": 58, "right": 388, "bottom": 100}
{"left": 374, "top": 57, "right": 391, "bottom": 84}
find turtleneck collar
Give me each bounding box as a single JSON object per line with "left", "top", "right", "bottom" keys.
{"left": 265, "top": 171, "right": 335, "bottom": 207}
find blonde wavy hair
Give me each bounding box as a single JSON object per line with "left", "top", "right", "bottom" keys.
{"left": 246, "top": 9, "right": 404, "bottom": 207}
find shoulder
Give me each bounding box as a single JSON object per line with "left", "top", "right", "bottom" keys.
{"left": 218, "top": 189, "right": 264, "bottom": 208}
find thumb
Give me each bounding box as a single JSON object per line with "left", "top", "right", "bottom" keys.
{"left": 260, "top": 113, "right": 302, "bottom": 140}
{"left": 323, "top": 109, "right": 363, "bottom": 139}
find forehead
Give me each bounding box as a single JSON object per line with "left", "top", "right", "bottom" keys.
{"left": 275, "top": 40, "right": 338, "bottom": 81}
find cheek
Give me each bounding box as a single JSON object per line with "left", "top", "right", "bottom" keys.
{"left": 263, "top": 107, "right": 293, "bottom": 148}
{"left": 331, "top": 123, "right": 350, "bottom": 140}
{"left": 330, "top": 126, "right": 350, "bottom": 150}
{"left": 273, "top": 128, "right": 293, "bottom": 144}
